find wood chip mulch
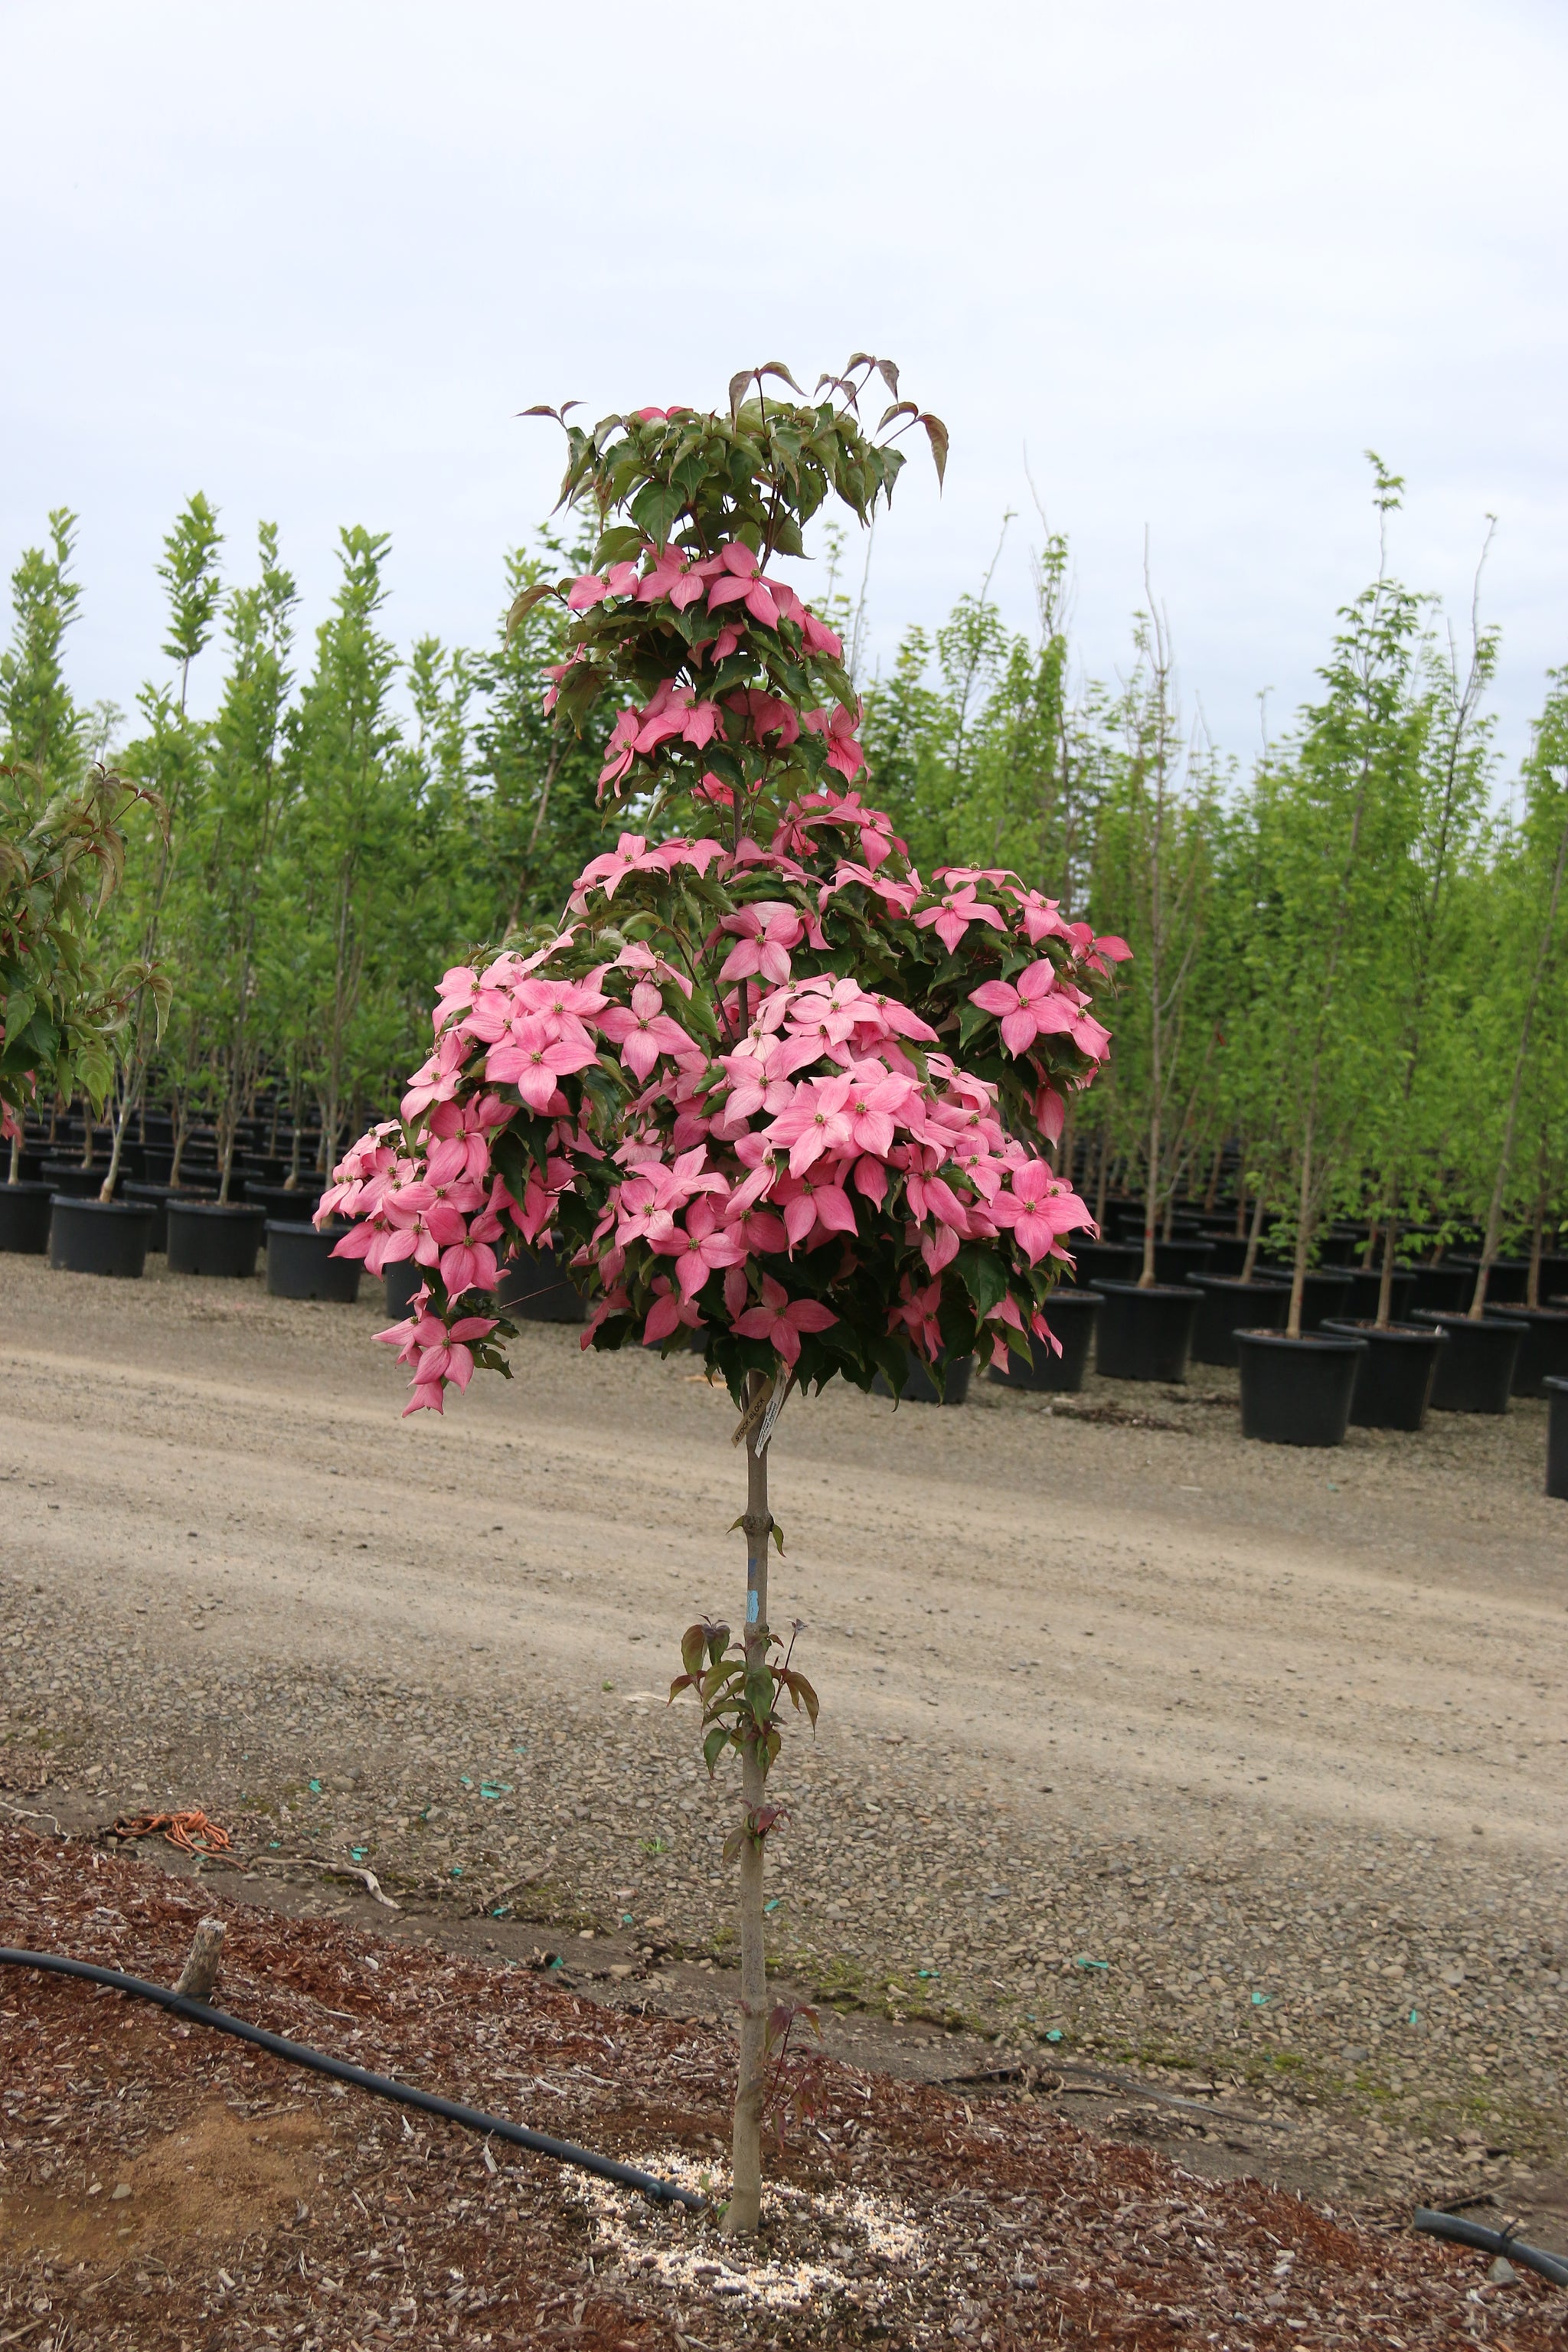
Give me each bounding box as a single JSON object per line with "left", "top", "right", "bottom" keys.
{"left": 1, "top": 1824, "right": 1560, "bottom": 2347}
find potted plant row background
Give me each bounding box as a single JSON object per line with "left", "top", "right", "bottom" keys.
{"left": 6, "top": 439, "right": 1568, "bottom": 1459}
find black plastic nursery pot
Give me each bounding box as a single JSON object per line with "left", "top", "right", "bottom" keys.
{"left": 1497, "top": 1305, "right": 1568, "bottom": 1399}
{"left": 245, "top": 1180, "right": 326, "bottom": 1222}
{"left": 1197, "top": 1233, "right": 1251, "bottom": 1276}
{"left": 1324, "top": 1263, "right": 1416, "bottom": 1324}
{"left": 1410, "top": 1310, "right": 1527, "bottom": 1415}
{"left": 122, "top": 1181, "right": 214, "bottom": 1253}
{"left": 1236, "top": 1328, "right": 1367, "bottom": 1449}
{"left": 1190, "top": 1274, "right": 1289, "bottom": 1367}
{"left": 47, "top": 1196, "right": 154, "bottom": 1279}
{"left": 496, "top": 1243, "right": 587, "bottom": 1325}
{"left": 41, "top": 1158, "right": 114, "bottom": 1200}
{"left": 1065, "top": 1238, "right": 1141, "bottom": 1288}
{"left": 873, "top": 1354, "right": 973, "bottom": 1406}
{"left": 165, "top": 1199, "right": 266, "bottom": 1279}
{"left": 384, "top": 1257, "right": 426, "bottom": 1320}
{"left": 265, "top": 1220, "right": 362, "bottom": 1302}
{"left": 1255, "top": 1268, "right": 1354, "bottom": 1332}
{"left": 1407, "top": 1261, "right": 1470, "bottom": 1315}
{"left": 1320, "top": 1318, "right": 1446, "bottom": 1432}
{"left": 0, "top": 1181, "right": 55, "bottom": 1254}
{"left": 1545, "top": 1377, "right": 1568, "bottom": 1501}
{"left": 1152, "top": 1236, "right": 1214, "bottom": 1285}
{"left": 1093, "top": 1282, "right": 1201, "bottom": 1383}
{"left": 1445, "top": 1255, "right": 1529, "bottom": 1307}
{"left": 988, "top": 1289, "right": 1100, "bottom": 1393}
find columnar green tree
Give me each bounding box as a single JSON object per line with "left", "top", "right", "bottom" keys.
{"left": 191, "top": 524, "right": 299, "bottom": 1199}
{"left": 102, "top": 493, "right": 224, "bottom": 1196}
{"left": 1464, "top": 667, "right": 1568, "bottom": 1313}
{"left": 1233, "top": 462, "right": 1429, "bottom": 1334}
{"left": 285, "top": 527, "right": 406, "bottom": 1171}
{"left": 1, "top": 509, "right": 86, "bottom": 793}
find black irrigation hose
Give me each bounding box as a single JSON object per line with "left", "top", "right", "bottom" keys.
{"left": 1413, "top": 2207, "right": 1568, "bottom": 2289}
{"left": 0, "top": 1948, "right": 705, "bottom": 2212}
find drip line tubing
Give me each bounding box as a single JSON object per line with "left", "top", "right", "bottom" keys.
{"left": 1413, "top": 2207, "right": 1568, "bottom": 2288}
{"left": 0, "top": 1946, "right": 705, "bottom": 2210}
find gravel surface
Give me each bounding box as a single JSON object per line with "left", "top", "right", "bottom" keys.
{"left": 5, "top": 1823, "right": 1566, "bottom": 2349}
{"left": 2, "top": 1253, "right": 1566, "bottom": 2252}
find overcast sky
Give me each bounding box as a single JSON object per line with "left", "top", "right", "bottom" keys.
{"left": 4, "top": 0, "right": 1564, "bottom": 776}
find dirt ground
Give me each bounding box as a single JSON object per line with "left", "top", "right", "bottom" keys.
{"left": 2, "top": 1253, "right": 1566, "bottom": 2288}
{"left": 4, "top": 1823, "right": 1566, "bottom": 2351}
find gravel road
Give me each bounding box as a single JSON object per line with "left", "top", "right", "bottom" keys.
{"left": 2, "top": 1254, "right": 1565, "bottom": 2239}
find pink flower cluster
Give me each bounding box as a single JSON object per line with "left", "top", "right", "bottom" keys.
{"left": 324, "top": 939, "right": 1094, "bottom": 1410}
{"left": 564, "top": 538, "right": 861, "bottom": 795}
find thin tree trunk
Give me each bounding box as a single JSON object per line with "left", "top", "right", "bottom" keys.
{"left": 1375, "top": 1213, "right": 1399, "bottom": 1328}
{"left": 1202, "top": 1138, "right": 1223, "bottom": 1216}
{"left": 1469, "top": 810, "right": 1568, "bottom": 1318}
{"left": 7, "top": 1133, "right": 20, "bottom": 1184}
{"left": 1287, "top": 1098, "right": 1318, "bottom": 1340}
{"left": 1140, "top": 1102, "right": 1160, "bottom": 1288}
{"left": 724, "top": 1371, "right": 773, "bottom": 2237}
{"left": 1240, "top": 1184, "right": 1267, "bottom": 1284}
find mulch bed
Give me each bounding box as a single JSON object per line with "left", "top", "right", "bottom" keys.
{"left": 1, "top": 1823, "right": 1559, "bottom": 2347}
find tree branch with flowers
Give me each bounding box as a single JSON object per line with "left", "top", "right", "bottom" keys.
{"left": 319, "top": 357, "right": 1126, "bottom": 2230}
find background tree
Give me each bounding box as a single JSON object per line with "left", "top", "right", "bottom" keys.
{"left": 101, "top": 493, "right": 224, "bottom": 1196}
{"left": 1, "top": 509, "right": 87, "bottom": 795}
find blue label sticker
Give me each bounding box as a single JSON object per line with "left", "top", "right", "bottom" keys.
{"left": 747, "top": 1590, "right": 760, "bottom": 1622}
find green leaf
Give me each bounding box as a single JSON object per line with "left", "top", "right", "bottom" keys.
{"left": 629, "top": 480, "right": 684, "bottom": 549}
{"left": 703, "top": 1724, "right": 730, "bottom": 1775}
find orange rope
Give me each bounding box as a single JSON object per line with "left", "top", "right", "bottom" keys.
{"left": 112, "top": 1808, "right": 233, "bottom": 1857}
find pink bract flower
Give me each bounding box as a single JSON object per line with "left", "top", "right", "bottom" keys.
{"left": 968, "top": 959, "right": 1079, "bottom": 1056}
{"left": 732, "top": 1276, "right": 838, "bottom": 1367}
{"left": 914, "top": 883, "right": 1008, "bottom": 956}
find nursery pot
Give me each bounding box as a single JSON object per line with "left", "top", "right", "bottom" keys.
{"left": 496, "top": 1243, "right": 587, "bottom": 1325}
{"left": 1255, "top": 1267, "right": 1354, "bottom": 1331}
{"left": 384, "top": 1257, "right": 427, "bottom": 1320}
{"left": 1190, "top": 1274, "right": 1289, "bottom": 1367}
{"left": 1197, "top": 1232, "right": 1251, "bottom": 1276}
{"left": 1066, "top": 1238, "right": 1141, "bottom": 1289}
{"left": 988, "top": 1289, "right": 1100, "bottom": 1393}
{"left": 165, "top": 1199, "right": 266, "bottom": 1279}
{"left": 1407, "top": 1261, "right": 1470, "bottom": 1315}
{"left": 872, "top": 1353, "right": 973, "bottom": 1406}
{"left": 1321, "top": 1263, "right": 1416, "bottom": 1325}
{"left": 266, "top": 1220, "right": 362, "bottom": 1302}
{"left": 1443, "top": 1255, "right": 1530, "bottom": 1308}
{"left": 1320, "top": 1318, "right": 1446, "bottom": 1432}
{"left": 1152, "top": 1236, "right": 1214, "bottom": 1285}
{"left": 48, "top": 1195, "right": 153, "bottom": 1279}
{"left": 244, "top": 1179, "right": 326, "bottom": 1221}
{"left": 1236, "top": 1328, "right": 1367, "bottom": 1449}
{"left": 122, "top": 1181, "right": 215, "bottom": 1253}
{"left": 0, "top": 1181, "right": 56, "bottom": 1254}
{"left": 1410, "top": 1310, "right": 1527, "bottom": 1415}
{"left": 1496, "top": 1305, "right": 1568, "bottom": 1399}
{"left": 1093, "top": 1282, "right": 1201, "bottom": 1383}
{"left": 1545, "top": 1377, "right": 1568, "bottom": 1502}
{"left": 41, "top": 1158, "right": 115, "bottom": 1200}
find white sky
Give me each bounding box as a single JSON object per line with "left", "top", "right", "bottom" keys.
{"left": 3, "top": 0, "right": 1564, "bottom": 774}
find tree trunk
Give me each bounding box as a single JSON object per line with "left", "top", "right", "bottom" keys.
{"left": 1139, "top": 1101, "right": 1160, "bottom": 1287}
{"left": 7, "top": 1132, "right": 20, "bottom": 1184}
{"left": 1240, "top": 1184, "right": 1267, "bottom": 1285}
{"left": 1287, "top": 1106, "right": 1316, "bottom": 1341}
{"left": 723, "top": 1372, "right": 773, "bottom": 2237}
{"left": 1375, "top": 1212, "right": 1399, "bottom": 1328}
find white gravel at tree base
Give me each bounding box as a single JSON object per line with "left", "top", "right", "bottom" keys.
{"left": 2, "top": 1254, "right": 1564, "bottom": 2243}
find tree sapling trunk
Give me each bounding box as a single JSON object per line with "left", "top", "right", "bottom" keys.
{"left": 725, "top": 1371, "right": 774, "bottom": 2236}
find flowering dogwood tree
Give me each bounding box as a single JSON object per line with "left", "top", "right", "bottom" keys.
{"left": 322, "top": 360, "right": 1125, "bottom": 2230}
